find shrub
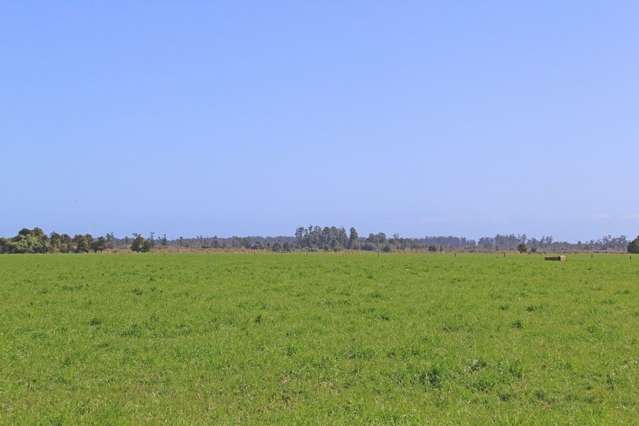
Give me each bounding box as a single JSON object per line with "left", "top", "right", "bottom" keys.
{"left": 131, "top": 235, "right": 152, "bottom": 253}
{"left": 141, "top": 239, "right": 153, "bottom": 253}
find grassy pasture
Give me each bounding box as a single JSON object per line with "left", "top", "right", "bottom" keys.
{"left": 0, "top": 253, "right": 638, "bottom": 424}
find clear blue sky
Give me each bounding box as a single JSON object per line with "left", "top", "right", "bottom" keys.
{"left": 1, "top": 2, "right": 638, "bottom": 241}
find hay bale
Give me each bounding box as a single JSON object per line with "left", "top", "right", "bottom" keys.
{"left": 544, "top": 256, "right": 566, "bottom": 262}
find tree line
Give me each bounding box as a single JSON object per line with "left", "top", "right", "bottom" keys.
{"left": 0, "top": 228, "right": 152, "bottom": 254}
{"left": 1, "top": 226, "right": 638, "bottom": 254}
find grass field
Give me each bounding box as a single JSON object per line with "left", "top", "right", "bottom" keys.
{"left": 1, "top": 253, "right": 638, "bottom": 424}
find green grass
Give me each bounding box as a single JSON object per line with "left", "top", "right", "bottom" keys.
{"left": 1, "top": 253, "right": 638, "bottom": 424}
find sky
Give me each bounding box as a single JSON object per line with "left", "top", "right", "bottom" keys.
{"left": 1, "top": 1, "right": 638, "bottom": 241}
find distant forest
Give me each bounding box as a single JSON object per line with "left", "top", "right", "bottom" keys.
{"left": 1, "top": 226, "right": 638, "bottom": 254}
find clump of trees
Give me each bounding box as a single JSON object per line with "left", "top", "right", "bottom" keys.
{"left": 270, "top": 241, "right": 293, "bottom": 252}
{"left": 0, "top": 228, "right": 151, "bottom": 254}
{"left": 0, "top": 228, "right": 49, "bottom": 254}
{"left": 628, "top": 236, "right": 639, "bottom": 254}
{"left": 130, "top": 235, "right": 153, "bottom": 253}
{"left": 293, "top": 227, "right": 401, "bottom": 252}
{"left": 295, "top": 226, "right": 350, "bottom": 250}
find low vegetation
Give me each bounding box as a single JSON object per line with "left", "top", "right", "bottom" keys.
{"left": 1, "top": 253, "right": 637, "bottom": 423}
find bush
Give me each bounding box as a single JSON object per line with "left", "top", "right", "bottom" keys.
{"left": 361, "top": 242, "right": 377, "bottom": 251}
{"left": 91, "top": 237, "right": 107, "bottom": 253}
{"left": 141, "top": 239, "right": 153, "bottom": 253}
{"left": 131, "top": 235, "right": 152, "bottom": 253}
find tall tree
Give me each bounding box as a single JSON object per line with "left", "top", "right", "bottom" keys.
{"left": 348, "top": 227, "right": 359, "bottom": 249}
{"left": 49, "top": 232, "right": 62, "bottom": 252}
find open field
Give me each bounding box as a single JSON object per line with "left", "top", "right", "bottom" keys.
{"left": 1, "top": 253, "right": 638, "bottom": 424}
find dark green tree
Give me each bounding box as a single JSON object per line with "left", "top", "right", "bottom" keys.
{"left": 49, "top": 232, "right": 62, "bottom": 252}
{"left": 91, "top": 237, "right": 107, "bottom": 253}
{"left": 348, "top": 227, "right": 359, "bottom": 249}
{"left": 130, "top": 234, "right": 145, "bottom": 252}
{"left": 628, "top": 236, "right": 639, "bottom": 254}
{"left": 130, "top": 234, "right": 152, "bottom": 252}
{"left": 59, "top": 234, "right": 73, "bottom": 253}
{"left": 73, "top": 234, "right": 92, "bottom": 253}
{"left": 141, "top": 239, "right": 153, "bottom": 252}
